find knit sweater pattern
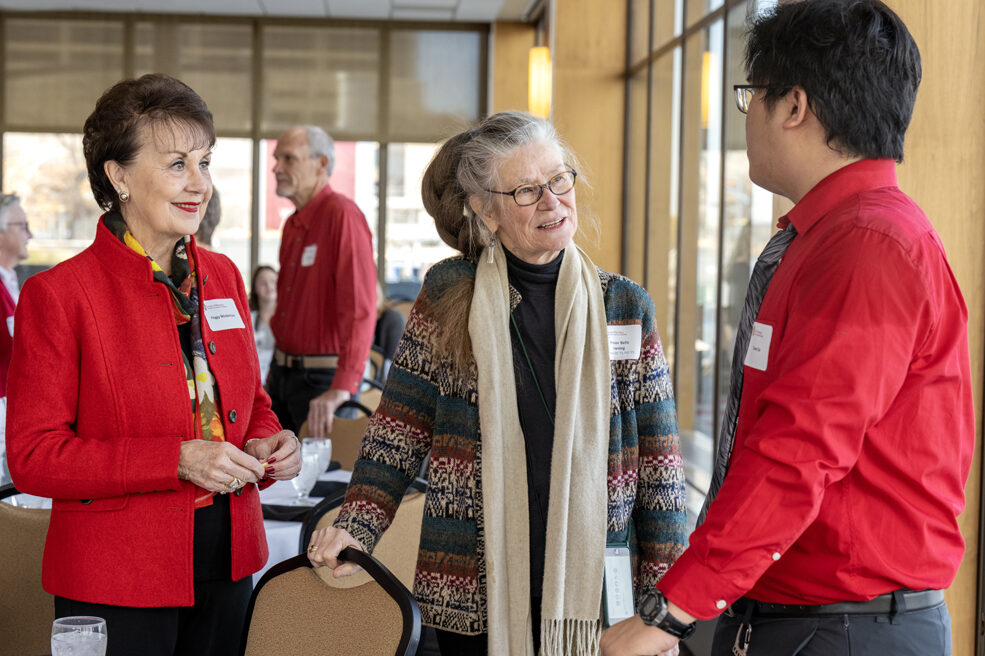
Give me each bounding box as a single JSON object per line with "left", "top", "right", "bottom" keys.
{"left": 335, "top": 256, "right": 688, "bottom": 634}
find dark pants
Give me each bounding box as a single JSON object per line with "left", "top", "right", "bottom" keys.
{"left": 54, "top": 577, "right": 253, "bottom": 656}
{"left": 267, "top": 361, "right": 341, "bottom": 435}
{"left": 711, "top": 602, "right": 952, "bottom": 656}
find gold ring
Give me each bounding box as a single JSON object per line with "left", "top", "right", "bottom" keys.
{"left": 230, "top": 477, "right": 243, "bottom": 489}
{"left": 308, "top": 545, "right": 318, "bottom": 553}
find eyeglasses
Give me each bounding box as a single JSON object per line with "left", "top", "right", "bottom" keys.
{"left": 6, "top": 221, "right": 29, "bottom": 231}
{"left": 486, "top": 169, "right": 577, "bottom": 207}
{"left": 733, "top": 85, "right": 791, "bottom": 114}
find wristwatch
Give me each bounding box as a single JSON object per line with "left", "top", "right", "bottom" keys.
{"left": 638, "top": 590, "right": 696, "bottom": 639}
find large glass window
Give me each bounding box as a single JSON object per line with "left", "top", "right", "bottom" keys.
{"left": 627, "top": 0, "right": 777, "bottom": 528}
{"left": 384, "top": 142, "right": 455, "bottom": 295}
{"left": 0, "top": 15, "right": 486, "bottom": 290}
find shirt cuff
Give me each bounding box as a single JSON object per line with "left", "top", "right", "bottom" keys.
{"left": 657, "top": 549, "right": 748, "bottom": 620}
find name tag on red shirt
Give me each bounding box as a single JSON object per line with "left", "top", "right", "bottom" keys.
{"left": 744, "top": 321, "right": 773, "bottom": 371}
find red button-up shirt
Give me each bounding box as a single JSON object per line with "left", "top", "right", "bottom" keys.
{"left": 270, "top": 183, "right": 377, "bottom": 394}
{"left": 659, "top": 159, "right": 974, "bottom": 619}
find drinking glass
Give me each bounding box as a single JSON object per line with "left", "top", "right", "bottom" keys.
{"left": 302, "top": 437, "right": 333, "bottom": 476}
{"left": 51, "top": 616, "right": 107, "bottom": 656}
{"left": 290, "top": 441, "right": 322, "bottom": 505}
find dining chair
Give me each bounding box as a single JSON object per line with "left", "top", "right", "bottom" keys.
{"left": 0, "top": 483, "right": 53, "bottom": 656}
{"left": 367, "top": 346, "right": 386, "bottom": 384}
{"left": 241, "top": 547, "right": 421, "bottom": 656}
{"left": 298, "top": 401, "right": 372, "bottom": 471}
{"left": 298, "top": 478, "right": 427, "bottom": 591}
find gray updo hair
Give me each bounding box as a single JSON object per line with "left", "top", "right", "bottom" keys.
{"left": 422, "top": 111, "right": 576, "bottom": 261}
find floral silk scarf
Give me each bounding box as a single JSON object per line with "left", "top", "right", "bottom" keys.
{"left": 105, "top": 213, "right": 225, "bottom": 507}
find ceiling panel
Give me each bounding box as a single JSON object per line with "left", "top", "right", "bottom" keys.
{"left": 0, "top": 0, "right": 530, "bottom": 21}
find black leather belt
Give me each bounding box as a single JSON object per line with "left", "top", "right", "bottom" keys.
{"left": 731, "top": 589, "right": 944, "bottom": 617}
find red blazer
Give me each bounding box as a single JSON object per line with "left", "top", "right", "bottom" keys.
{"left": 6, "top": 221, "right": 282, "bottom": 607}
{"left": 0, "top": 280, "right": 14, "bottom": 396}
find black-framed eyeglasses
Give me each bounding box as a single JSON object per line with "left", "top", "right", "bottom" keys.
{"left": 486, "top": 169, "right": 577, "bottom": 207}
{"left": 733, "top": 85, "right": 790, "bottom": 114}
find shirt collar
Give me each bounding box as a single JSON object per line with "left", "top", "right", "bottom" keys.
{"left": 291, "top": 182, "right": 334, "bottom": 230}
{"left": 785, "top": 159, "right": 899, "bottom": 234}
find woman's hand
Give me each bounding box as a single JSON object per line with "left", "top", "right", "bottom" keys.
{"left": 306, "top": 526, "right": 364, "bottom": 578}
{"left": 243, "top": 430, "right": 301, "bottom": 481}
{"left": 177, "top": 440, "right": 265, "bottom": 493}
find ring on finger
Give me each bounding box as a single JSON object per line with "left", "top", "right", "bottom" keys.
{"left": 229, "top": 477, "right": 243, "bottom": 490}
{"left": 308, "top": 544, "right": 318, "bottom": 553}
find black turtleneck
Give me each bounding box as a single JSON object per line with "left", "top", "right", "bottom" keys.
{"left": 504, "top": 246, "right": 562, "bottom": 601}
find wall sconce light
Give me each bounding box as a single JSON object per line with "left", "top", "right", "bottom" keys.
{"left": 529, "top": 46, "right": 552, "bottom": 119}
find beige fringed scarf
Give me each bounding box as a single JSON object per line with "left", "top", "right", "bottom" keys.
{"left": 469, "top": 241, "right": 610, "bottom": 656}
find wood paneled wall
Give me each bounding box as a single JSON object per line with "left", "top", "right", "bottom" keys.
{"left": 549, "top": 0, "right": 627, "bottom": 272}
{"left": 888, "top": 3, "right": 985, "bottom": 655}
{"left": 490, "top": 22, "right": 535, "bottom": 114}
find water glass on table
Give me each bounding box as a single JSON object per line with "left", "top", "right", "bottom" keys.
{"left": 302, "top": 437, "right": 333, "bottom": 475}
{"left": 290, "top": 441, "right": 323, "bottom": 505}
{"left": 51, "top": 616, "right": 107, "bottom": 656}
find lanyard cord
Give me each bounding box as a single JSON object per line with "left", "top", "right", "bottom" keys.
{"left": 510, "top": 312, "right": 555, "bottom": 429}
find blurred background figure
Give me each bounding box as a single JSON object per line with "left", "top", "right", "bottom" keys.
{"left": 194, "top": 186, "right": 221, "bottom": 251}
{"left": 0, "top": 192, "right": 31, "bottom": 485}
{"left": 372, "top": 281, "right": 405, "bottom": 383}
{"left": 250, "top": 264, "right": 277, "bottom": 384}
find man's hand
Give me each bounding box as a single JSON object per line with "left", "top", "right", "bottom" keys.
{"left": 306, "top": 388, "right": 351, "bottom": 436}
{"left": 600, "top": 616, "right": 680, "bottom": 656}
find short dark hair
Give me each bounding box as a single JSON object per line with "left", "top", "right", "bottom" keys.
{"left": 745, "top": 0, "right": 921, "bottom": 162}
{"left": 83, "top": 73, "right": 216, "bottom": 212}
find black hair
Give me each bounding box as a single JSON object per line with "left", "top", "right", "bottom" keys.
{"left": 745, "top": 0, "right": 921, "bottom": 162}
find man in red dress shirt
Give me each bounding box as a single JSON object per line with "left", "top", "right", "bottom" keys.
{"left": 267, "top": 126, "right": 376, "bottom": 436}
{"left": 602, "top": 2, "right": 974, "bottom": 655}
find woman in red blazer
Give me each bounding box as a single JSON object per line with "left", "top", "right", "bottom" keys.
{"left": 6, "top": 74, "right": 301, "bottom": 656}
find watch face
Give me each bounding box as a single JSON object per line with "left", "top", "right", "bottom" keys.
{"left": 640, "top": 593, "right": 659, "bottom": 618}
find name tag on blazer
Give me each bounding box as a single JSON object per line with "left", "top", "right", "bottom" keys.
{"left": 607, "top": 325, "right": 642, "bottom": 360}
{"left": 203, "top": 298, "right": 246, "bottom": 332}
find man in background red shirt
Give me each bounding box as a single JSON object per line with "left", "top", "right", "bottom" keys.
{"left": 267, "top": 126, "right": 376, "bottom": 436}
{"left": 602, "top": 1, "right": 974, "bottom": 655}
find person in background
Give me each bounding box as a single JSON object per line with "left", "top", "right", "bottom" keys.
{"left": 250, "top": 265, "right": 277, "bottom": 384}
{"left": 372, "top": 281, "right": 405, "bottom": 383}
{"left": 0, "top": 192, "right": 30, "bottom": 484}
{"left": 267, "top": 125, "right": 377, "bottom": 436}
{"left": 306, "top": 111, "right": 687, "bottom": 656}
{"left": 194, "top": 186, "right": 220, "bottom": 251}
{"left": 6, "top": 73, "right": 301, "bottom": 656}
{"left": 601, "top": 2, "right": 973, "bottom": 655}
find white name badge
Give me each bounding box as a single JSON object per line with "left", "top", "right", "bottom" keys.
{"left": 743, "top": 321, "right": 773, "bottom": 371}
{"left": 301, "top": 243, "right": 318, "bottom": 267}
{"left": 203, "top": 298, "right": 246, "bottom": 332}
{"left": 603, "top": 546, "right": 636, "bottom": 627}
{"left": 607, "top": 324, "right": 642, "bottom": 361}
{"left": 5, "top": 315, "right": 12, "bottom": 338}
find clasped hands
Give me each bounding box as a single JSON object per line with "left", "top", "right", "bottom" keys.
{"left": 177, "top": 429, "right": 301, "bottom": 494}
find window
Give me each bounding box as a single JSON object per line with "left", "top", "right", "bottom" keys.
{"left": 625, "top": 0, "right": 778, "bottom": 529}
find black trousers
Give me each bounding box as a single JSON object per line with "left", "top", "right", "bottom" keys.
{"left": 54, "top": 577, "right": 253, "bottom": 656}
{"left": 711, "top": 602, "right": 952, "bottom": 656}
{"left": 266, "top": 361, "right": 340, "bottom": 435}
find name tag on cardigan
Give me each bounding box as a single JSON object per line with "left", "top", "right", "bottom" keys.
{"left": 203, "top": 298, "right": 246, "bottom": 332}
{"left": 607, "top": 325, "right": 642, "bottom": 360}
{"left": 744, "top": 321, "right": 773, "bottom": 371}
{"left": 301, "top": 243, "right": 317, "bottom": 267}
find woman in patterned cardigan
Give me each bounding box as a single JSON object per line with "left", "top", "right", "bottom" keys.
{"left": 307, "top": 111, "right": 687, "bottom": 656}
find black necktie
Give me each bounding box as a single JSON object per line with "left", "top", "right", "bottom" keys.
{"left": 697, "top": 222, "right": 797, "bottom": 527}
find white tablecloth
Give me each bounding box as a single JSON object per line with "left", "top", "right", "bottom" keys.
{"left": 254, "top": 468, "right": 351, "bottom": 584}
